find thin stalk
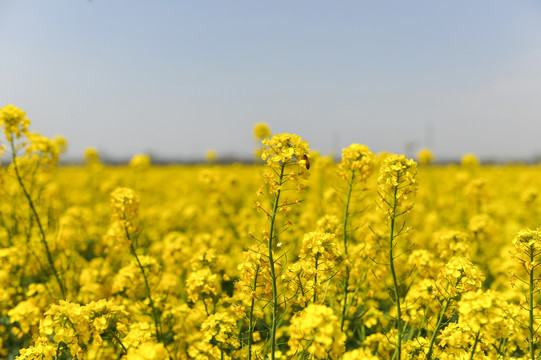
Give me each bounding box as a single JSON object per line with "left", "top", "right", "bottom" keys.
{"left": 267, "top": 163, "right": 286, "bottom": 360}
{"left": 469, "top": 331, "right": 480, "bottom": 360}
{"left": 247, "top": 265, "right": 260, "bottom": 360}
{"left": 341, "top": 170, "right": 355, "bottom": 330}
{"left": 111, "top": 331, "right": 128, "bottom": 355}
{"left": 313, "top": 255, "right": 319, "bottom": 303}
{"left": 10, "top": 139, "right": 66, "bottom": 299}
{"left": 389, "top": 175, "right": 402, "bottom": 360}
{"left": 125, "top": 225, "right": 163, "bottom": 344}
{"left": 426, "top": 289, "right": 453, "bottom": 360}
{"left": 529, "top": 247, "right": 536, "bottom": 360}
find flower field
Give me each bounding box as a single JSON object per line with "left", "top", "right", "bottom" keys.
{"left": 2, "top": 105, "right": 541, "bottom": 359}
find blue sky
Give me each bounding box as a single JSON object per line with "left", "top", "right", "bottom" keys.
{"left": 1, "top": 1, "right": 541, "bottom": 162}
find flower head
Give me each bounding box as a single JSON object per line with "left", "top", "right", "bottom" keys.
{"left": 110, "top": 187, "right": 140, "bottom": 233}
{"left": 129, "top": 154, "right": 151, "bottom": 169}
{"left": 287, "top": 304, "right": 346, "bottom": 359}
{"left": 513, "top": 228, "right": 541, "bottom": 256}
{"left": 254, "top": 122, "right": 271, "bottom": 140}
{"left": 0, "top": 104, "right": 31, "bottom": 141}
{"left": 461, "top": 153, "right": 479, "bottom": 168}
{"left": 417, "top": 148, "right": 434, "bottom": 166}
{"left": 84, "top": 147, "right": 100, "bottom": 166}
{"left": 377, "top": 154, "right": 417, "bottom": 217}
{"left": 338, "top": 144, "right": 375, "bottom": 182}
{"left": 261, "top": 133, "right": 310, "bottom": 192}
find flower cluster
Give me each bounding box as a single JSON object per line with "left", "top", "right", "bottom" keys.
{"left": 253, "top": 122, "right": 271, "bottom": 140}
{"left": 38, "top": 299, "right": 129, "bottom": 358}
{"left": 110, "top": 187, "right": 140, "bottom": 234}
{"left": 260, "top": 133, "right": 310, "bottom": 192}
{"left": 436, "top": 257, "right": 485, "bottom": 298}
{"left": 0, "top": 104, "right": 31, "bottom": 142}
{"left": 129, "top": 154, "right": 151, "bottom": 170}
{"left": 377, "top": 154, "right": 418, "bottom": 217}
{"left": 417, "top": 148, "right": 435, "bottom": 166}
{"left": 287, "top": 304, "right": 346, "bottom": 359}
{"left": 337, "top": 143, "right": 375, "bottom": 181}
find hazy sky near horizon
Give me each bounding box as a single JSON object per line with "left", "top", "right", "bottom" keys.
{"left": 1, "top": 1, "right": 541, "bottom": 162}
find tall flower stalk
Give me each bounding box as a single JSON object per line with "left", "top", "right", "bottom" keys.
{"left": 0, "top": 105, "right": 66, "bottom": 299}
{"left": 426, "top": 256, "right": 484, "bottom": 359}
{"left": 376, "top": 154, "right": 417, "bottom": 360}
{"left": 256, "top": 133, "right": 310, "bottom": 360}
{"left": 511, "top": 229, "right": 541, "bottom": 360}
{"left": 336, "top": 144, "right": 375, "bottom": 329}
{"left": 110, "top": 187, "right": 165, "bottom": 348}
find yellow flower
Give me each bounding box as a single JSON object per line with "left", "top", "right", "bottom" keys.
{"left": 25, "top": 132, "right": 60, "bottom": 167}
{"left": 260, "top": 133, "right": 311, "bottom": 193}
{"left": 205, "top": 149, "right": 217, "bottom": 163}
{"left": 417, "top": 148, "right": 435, "bottom": 166}
{"left": 287, "top": 304, "right": 345, "bottom": 359}
{"left": 54, "top": 135, "right": 68, "bottom": 154}
{"left": 84, "top": 147, "right": 100, "bottom": 166}
{"left": 338, "top": 143, "right": 375, "bottom": 181}
{"left": 461, "top": 153, "right": 479, "bottom": 168}
{"left": 129, "top": 154, "right": 151, "bottom": 169}
{"left": 125, "top": 342, "right": 169, "bottom": 360}
{"left": 377, "top": 154, "right": 417, "bottom": 217}
{"left": 513, "top": 228, "right": 541, "bottom": 255}
{"left": 0, "top": 104, "right": 31, "bottom": 141}
{"left": 437, "top": 257, "right": 485, "bottom": 298}
{"left": 253, "top": 122, "right": 271, "bottom": 140}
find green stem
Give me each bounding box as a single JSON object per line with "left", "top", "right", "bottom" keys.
{"left": 125, "top": 225, "right": 163, "bottom": 344}
{"left": 389, "top": 177, "right": 402, "bottom": 360}
{"left": 111, "top": 331, "right": 128, "bottom": 355}
{"left": 268, "top": 163, "right": 285, "bottom": 360}
{"left": 426, "top": 291, "right": 453, "bottom": 360}
{"left": 313, "top": 255, "right": 319, "bottom": 303}
{"left": 469, "top": 331, "right": 480, "bottom": 360}
{"left": 247, "top": 265, "right": 260, "bottom": 360}
{"left": 10, "top": 139, "right": 66, "bottom": 299}
{"left": 341, "top": 170, "right": 355, "bottom": 330}
{"left": 529, "top": 247, "right": 536, "bottom": 360}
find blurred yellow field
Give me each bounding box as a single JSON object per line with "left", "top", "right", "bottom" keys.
{"left": 2, "top": 105, "right": 541, "bottom": 359}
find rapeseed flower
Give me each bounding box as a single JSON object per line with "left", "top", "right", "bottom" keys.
{"left": 0, "top": 104, "right": 30, "bottom": 141}
{"left": 253, "top": 122, "right": 271, "bottom": 140}
{"left": 287, "top": 304, "right": 345, "bottom": 359}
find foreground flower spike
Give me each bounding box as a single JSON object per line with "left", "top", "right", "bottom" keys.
{"left": 0, "top": 104, "right": 66, "bottom": 299}
{"left": 257, "top": 133, "right": 310, "bottom": 360}
{"left": 261, "top": 132, "right": 310, "bottom": 188}
{"left": 512, "top": 229, "right": 541, "bottom": 360}
{"left": 110, "top": 187, "right": 165, "bottom": 351}
{"left": 336, "top": 144, "right": 375, "bottom": 329}
{"left": 425, "top": 256, "right": 485, "bottom": 359}
{"left": 377, "top": 154, "right": 417, "bottom": 360}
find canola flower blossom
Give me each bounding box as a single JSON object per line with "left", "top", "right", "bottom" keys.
{"left": 377, "top": 154, "right": 418, "bottom": 217}
{"left": 461, "top": 153, "right": 480, "bottom": 168}
{"left": 0, "top": 104, "right": 31, "bottom": 141}
{"left": 417, "top": 148, "right": 435, "bottom": 166}
{"left": 287, "top": 304, "right": 346, "bottom": 359}
{"left": 338, "top": 143, "right": 375, "bottom": 182}
{"left": 253, "top": 122, "right": 271, "bottom": 140}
